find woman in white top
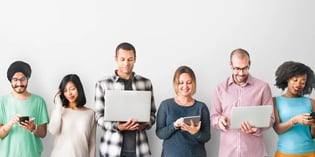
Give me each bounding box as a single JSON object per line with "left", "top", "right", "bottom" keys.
{"left": 48, "top": 74, "right": 96, "bottom": 157}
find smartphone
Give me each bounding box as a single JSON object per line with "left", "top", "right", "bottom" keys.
{"left": 183, "top": 115, "right": 201, "bottom": 126}
{"left": 310, "top": 112, "right": 315, "bottom": 119}
{"left": 19, "top": 116, "right": 29, "bottom": 124}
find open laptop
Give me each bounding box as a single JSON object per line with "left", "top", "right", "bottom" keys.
{"left": 230, "top": 105, "right": 273, "bottom": 129}
{"left": 104, "top": 90, "right": 151, "bottom": 122}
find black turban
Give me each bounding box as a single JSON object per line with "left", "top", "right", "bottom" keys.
{"left": 7, "top": 61, "right": 32, "bottom": 81}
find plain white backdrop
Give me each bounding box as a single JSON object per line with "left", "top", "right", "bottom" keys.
{"left": 1, "top": 1, "right": 315, "bottom": 156}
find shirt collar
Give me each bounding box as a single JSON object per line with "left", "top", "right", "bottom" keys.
{"left": 112, "top": 70, "right": 135, "bottom": 82}
{"left": 228, "top": 74, "right": 253, "bottom": 87}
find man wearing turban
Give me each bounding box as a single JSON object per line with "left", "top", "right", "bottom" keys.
{"left": 0, "top": 61, "right": 50, "bottom": 157}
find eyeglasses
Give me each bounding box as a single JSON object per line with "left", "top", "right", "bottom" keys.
{"left": 232, "top": 66, "right": 250, "bottom": 72}
{"left": 11, "top": 77, "right": 27, "bottom": 83}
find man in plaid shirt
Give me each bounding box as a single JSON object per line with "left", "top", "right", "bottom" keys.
{"left": 95, "top": 42, "right": 156, "bottom": 157}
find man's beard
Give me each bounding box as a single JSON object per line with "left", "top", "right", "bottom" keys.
{"left": 12, "top": 85, "right": 27, "bottom": 94}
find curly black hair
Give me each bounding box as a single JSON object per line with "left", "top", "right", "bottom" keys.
{"left": 275, "top": 61, "right": 315, "bottom": 95}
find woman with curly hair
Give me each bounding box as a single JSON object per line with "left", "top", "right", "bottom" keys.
{"left": 273, "top": 61, "right": 315, "bottom": 157}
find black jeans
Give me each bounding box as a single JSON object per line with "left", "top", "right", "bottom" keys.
{"left": 121, "top": 152, "right": 137, "bottom": 157}
{"left": 99, "top": 151, "right": 136, "bottom": 157}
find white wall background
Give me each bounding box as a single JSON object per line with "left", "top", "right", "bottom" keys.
{"left": 1, "top": 0, "right": 315, "bottom": 156}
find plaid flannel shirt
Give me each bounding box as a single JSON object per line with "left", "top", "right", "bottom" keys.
{"left": 95, "top": 72, "right": 156, "bottom": 157}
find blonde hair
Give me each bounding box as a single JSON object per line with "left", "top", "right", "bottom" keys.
{"left": 173, "top": 66, "right": 196, "bottom": 95}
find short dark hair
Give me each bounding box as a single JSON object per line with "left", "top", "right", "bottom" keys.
{"left": 115, "top": 42, "right": 136, "bottom": 57}
{"left": 58, "top": 74, "right": 86, "bottom": 107}
{"left": 275, "top": 61, "right": 315, "bottom": 95}
{"left": 173, "top": 65, "right": 197, "bottom": 95}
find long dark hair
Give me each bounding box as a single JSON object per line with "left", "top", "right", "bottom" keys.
{"left": 58, "top": 74, "right": 86, "bottom": 107}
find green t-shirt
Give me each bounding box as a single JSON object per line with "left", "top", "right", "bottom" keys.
{"left": 0, "top": 93, "right": 49, "bottom": 157}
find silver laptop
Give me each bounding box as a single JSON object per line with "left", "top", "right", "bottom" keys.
{"left": 230, "top": 105, "right": 273, "bottom": 129}
{"left": 104, "top": 90, "right": 151, "bottom": 122}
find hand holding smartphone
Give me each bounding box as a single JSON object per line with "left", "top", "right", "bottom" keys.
{"left": 310, "top": 112, "right": 315, "bottom": 121}
{"left": 19, "top": 116, "right": 29, "bottom": 124}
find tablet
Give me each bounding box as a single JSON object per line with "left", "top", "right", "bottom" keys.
{"left": 230, "top": 105, "right": 272, "bottom": 129}
{"left": 183, "top": 115, "right": 200, "bottom": 126}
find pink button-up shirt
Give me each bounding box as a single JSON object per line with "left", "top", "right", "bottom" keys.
{"left": 210, "top": 75, "right": 274, "bottom": 157}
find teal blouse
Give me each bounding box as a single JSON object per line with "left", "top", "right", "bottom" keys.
{"left": 276, "top": 96, "right": 315, "bottom": 154}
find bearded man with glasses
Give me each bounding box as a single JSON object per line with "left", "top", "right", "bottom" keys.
{"left": 210, "top": 48, "right": 274, "bottom": 157}
{"left": 0, "top": 61, "right": 49, "bottom": 157}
